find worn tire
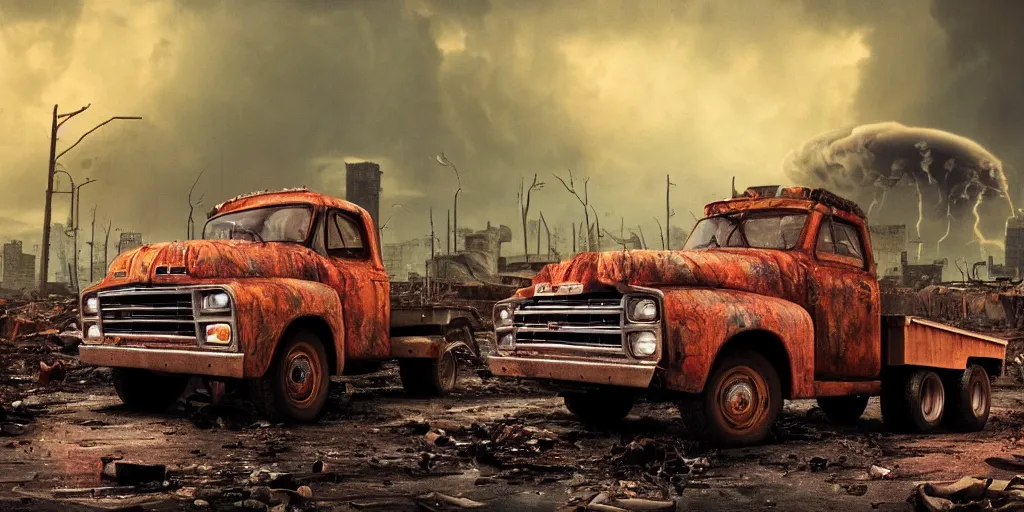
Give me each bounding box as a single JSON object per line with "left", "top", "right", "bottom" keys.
{"left": 683, "top": 351, "right": 783, "bottom": 446}
{"left": 400, "top": 349, "right": 458, "bottom": 397}
{"left": 112, "top": 368, "right": 188, "bottom": 411}
{"left": 944, "top": 365, "right": 991, "bottom": 432}
{"left": 817, "top": 395, "right": 870, "bottom": 425}
{"left": 251, "top": 330, "right": 330, "bottom": 423}
{"left": 564, "top": 391, "right": 634, "bottom": 425}
{"left": 886, "top": 369, "right": 946, "bottom": 434}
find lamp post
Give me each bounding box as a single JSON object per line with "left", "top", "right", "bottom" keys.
{"left": 435, "top": 152, "right": 462, "bottom": 253}
{"left": 38, "top": 104, "right": 141, "bottom": 293}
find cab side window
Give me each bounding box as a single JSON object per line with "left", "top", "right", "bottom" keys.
{"left": 816, "top": 216, "right": 865, "bottom": 266}
{"left": 326, "top": 210, "right": 367, "bottom": 259}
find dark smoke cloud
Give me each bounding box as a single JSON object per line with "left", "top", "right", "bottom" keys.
{"left": 1, "top": 0, "right": 1021, "bottom": 274}
{"left": 784, "top": 122, "right": 1013, "bottom": 261}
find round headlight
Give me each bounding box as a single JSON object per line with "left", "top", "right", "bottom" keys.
{"left": 495, "top": 306, "right": 513, "bottom": 326}
{"left": 498, "top": 333, "right": 515, "bottom": 349}
{"left": 629, "top": 298, "right": 658, "bottom": 322}
{"left": 629, "top": 331, "right": 658, "bottom": 357}
{"left": 201, "top": 292, "right": 230, "bottom": 311}
{"left": 84, "top": 297, "right": 99, "bottom": 315}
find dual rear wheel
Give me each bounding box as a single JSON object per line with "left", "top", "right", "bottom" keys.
{"left": 880, "top": 364, "right": 991, "bottom": 433}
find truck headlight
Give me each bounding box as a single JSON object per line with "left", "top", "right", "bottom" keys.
{"left": 205, "top": 323, "right": 232, "bottom": 345}
{"left": 495, "top": 306, "right": 513, "bottom": 326}
{"left": 84, "top": 296, "right": 99, "bottom": 315}
{"left": 629, "top": 331, "right": 658, "bottom": 357}
{"left": 200, "top": 291, "right": 231, "bottom": 312}
{"left": 86, "top": 324, "right": 101, "bottom": 339}
{"left": 498, "top": 332, "right": 515, "bottom": 349}
{"left": 628, "top": 298, "right": 658, "bottom": 322}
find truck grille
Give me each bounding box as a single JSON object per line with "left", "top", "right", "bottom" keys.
{"left": 99, "top": 290, "right": 197, "bottom": 338}
{"left": 513, "top": 293, "right": 623, "bottom": 347}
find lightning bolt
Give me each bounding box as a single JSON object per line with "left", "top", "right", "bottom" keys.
{"left": 914, "top": 179, "right": 924, "bottom": 261}
{"left": 960, "top": 171, "right": 1008, "bottom": 255}
{"left": 936, "top": 204, "right": 952, "bottom": 256}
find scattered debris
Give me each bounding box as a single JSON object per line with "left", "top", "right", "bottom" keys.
{"left": 416, "top": 491, "right": 486, "bottom": 509}
{"left": 915, "top": 475, "right": 1024, "bottom": 511}
{"left": 869, "top": 465, "right": 892, "bottom": 480}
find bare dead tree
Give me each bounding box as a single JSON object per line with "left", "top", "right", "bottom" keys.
{"left": 518, "top": 174, "right": 544, "bottom": 263}
{"left": 589, "top": 205, "right": 602, "bottom": 251}
{"left": 571, "top": 223, "right": 577, "bottom": 253}
{"left": 187, "top": 167, "right": 206, "bottom": 240}
{"left": 654, "top": 217, "right": 666, "bottom": 249}
{"left": 428, "top": 207, "right": 435, "bottom": 302}
{"left": 666, "top": 174, "right": 676, "bottom": 248}
{"left": 87, "top": 206, "right": 96, "bottom": 282}
{"left": 378, "top": 204, "right": 410, "bottom": 238}
{"left": 637, "top": 225, "right": 648, "bottom": 249}
{"left": 101, "top": 219, "right": 112, "bottom": 273}
{"left": 602, "top": 228, "right": 630, "bottom": 249}
{"left": 539, "top": 211, "right": 551, "bottom": 257}
{"left": 553, "top": 169, "right": 591, "bottom": 251}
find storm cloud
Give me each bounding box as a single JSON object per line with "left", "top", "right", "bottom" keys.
{"left": 0, "top": 0, "right": 1021, "bottom": 269}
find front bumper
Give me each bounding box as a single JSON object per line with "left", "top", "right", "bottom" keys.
{"left": 79, "top": 345, "right": 245, "bottom": 379}
{"left": 488, "top": 354, "right": 655, "bottom": 388}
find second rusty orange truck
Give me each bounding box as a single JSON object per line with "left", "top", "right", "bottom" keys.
{"left": 489, "top": 186, "right": 1007, "bottom": 446}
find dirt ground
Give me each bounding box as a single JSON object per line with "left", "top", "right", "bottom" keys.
{"left": 4, "top": 354, "right": 1024, "bottom": 512}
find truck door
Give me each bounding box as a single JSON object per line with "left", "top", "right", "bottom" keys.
{"left": 323, "top": 209, "right": 390, "bottom": 360}
{"left": 808, "top": 214, "right": 881, "bottom": 380}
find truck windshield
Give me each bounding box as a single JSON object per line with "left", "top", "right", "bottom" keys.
{"left": 684, "top": 213, "right": 808, "bottom": 250}
{"left": 203, "top": 206, "right": 313, "bottom": 243}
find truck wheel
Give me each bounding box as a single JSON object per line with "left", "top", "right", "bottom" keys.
{"left": 945, "top": 365, "right": 991, "bottom": 432}
{"left": 112, "top": 368, "right": 188, "bottom": 411}
{"left": 252, "top": 331, "right": 330, "bottom": 422}
{"left": 563, "top": 391, "right": 634, "bottom": 425}
{"left": 683, "top": 351, "right": 782, "bottom": 446}
{"left": 816, "top": 395, "right": 869, "bottom": 425}
{"left": 399, "top": 349, "right": 458, "bottom": 397}
{"left": 895, "top": 369, "right": 946, "bottom": 434}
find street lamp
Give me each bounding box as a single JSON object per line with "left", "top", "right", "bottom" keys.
{"left": 435, "top": 152, "right": 462, "bottom": 253}
{"left": 38, "top": 104, "right": 141, "bottom": 293}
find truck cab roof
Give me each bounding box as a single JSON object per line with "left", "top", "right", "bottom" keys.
{"left": 705, "top": 186, "right": 867, "bottom": 221}
{"left": 207, "top": 187, "right": 371, "bottom": 221}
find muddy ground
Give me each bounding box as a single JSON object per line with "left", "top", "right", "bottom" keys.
{"left": 4, "top": 344, "right": 1024, "bottom": 512}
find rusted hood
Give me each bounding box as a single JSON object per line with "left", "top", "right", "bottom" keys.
{"left": 527, "top": 249, "right": 805, "bottom": 301}
{"left": 96, "top": 240, "right": 321, "bottom": 287}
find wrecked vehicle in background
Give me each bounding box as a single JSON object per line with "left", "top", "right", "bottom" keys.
{"left": 489, "top": 185, "right": 1008, "bottom": 446}
{"left": 77, "top": 188, "right": 484, "bottom": 421}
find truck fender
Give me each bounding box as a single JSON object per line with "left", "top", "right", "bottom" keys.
{"left": 227, "top": 278, "right": 345, "bottom": 378}
{"left": 660, "top": 287, "right": 814, "bottom": 398}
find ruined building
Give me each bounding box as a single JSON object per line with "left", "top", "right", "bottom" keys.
{"left": 869, "top": 224, "right": 908, "bottom": 277}
{"left": 383, "top": 236, "right": 434, "bottom": 282}
{"left": 1, "top": 240, "right": 36, "bottom": 292}
{"left": 428, "top": 223, "right": 513, "bottom": 283}
{"left": 900, "top": 251, "right": 945, "bottom": 289}
{"left": 117, "top": 232, "right": 143, "bottom": 254}
{"left": 1006, "top": 210, "right": 1024, "bottom": 278}
{"left": 345, "top": 161, "right": 382, "bottom": 229}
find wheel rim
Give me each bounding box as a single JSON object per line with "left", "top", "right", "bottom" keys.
{"left": 920, "top": 373, "right": 945, "bottom": 423}
{"left": 970, "top": 374, "right": 987, "bottom": 417}
{"left": 438, "top": 351, "right": 457, "bottom": 391}
{"left": 714, "top": 365, "right": 770, "bottom": 434}
{"left": 283, "top": 341, "right": 323, "bottom": 408}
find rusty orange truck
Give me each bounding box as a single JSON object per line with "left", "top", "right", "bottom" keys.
{"left": 78, "top": 188, "right": 484, "bottom": 422}
{"left": 489, "top": 186, "right": 1008, "bottom": 446}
